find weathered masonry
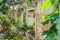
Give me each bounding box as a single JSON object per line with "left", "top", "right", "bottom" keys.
{"left": 26, "top": 7, "right": 35, "bottom": 26}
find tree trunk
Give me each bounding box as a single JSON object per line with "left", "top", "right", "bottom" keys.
{"left": 35, "top": 0, "right": 52, "bottom": 40}
{"left": 35, "top": 1, "right": 43, "bottom": 40}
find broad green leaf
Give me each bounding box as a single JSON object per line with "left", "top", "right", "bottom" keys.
{"left": 0, "top": 0, "right": 3, "bottom": 2}
{"left": 42, "top": 0, "right": 52, "bottom": 10}
{"left": 54, "top": 10, "right": 58, "bottom": 14}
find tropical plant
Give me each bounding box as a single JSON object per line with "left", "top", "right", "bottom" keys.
{"left": 42, "top": 0, "right": 58, "bottom": 40}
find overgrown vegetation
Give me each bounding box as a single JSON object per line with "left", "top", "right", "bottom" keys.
{"left": 0, "top": 0, "right": 58, "bottom": 40}
{"left": 42, "top": 0, "right": 58, "bottom": 40}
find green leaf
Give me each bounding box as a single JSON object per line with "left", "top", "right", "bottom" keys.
{"left": 42, "top": 0, "right": 52, "bottom": 10}
{"left": 0, "top": 0, "right": 3, "bottom": 2}
{"left": 10, "top": 24, "right": 18, "bottom": 33}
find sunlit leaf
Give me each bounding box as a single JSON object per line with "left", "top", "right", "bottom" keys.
{"left": 42, "top": 0, "right": 52, "bottom": 10}
{"left": 42, "top": 16, "right": 45, "bottom": 21}
{"left": 0, "top": 0, "right": 3, "bottom": 2}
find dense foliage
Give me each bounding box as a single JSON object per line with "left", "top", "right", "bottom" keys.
{"left": 0, "top": 0, "right": 8, "bottom": 14}
{"left": 0, "top": 0, "right": 59, "bottom": 40}
{"left": 42, "top": 0, "right": 58, "bottom": 40}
